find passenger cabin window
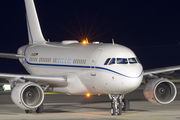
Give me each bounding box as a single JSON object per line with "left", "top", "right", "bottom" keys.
{"left": 109, "top": 58, "right": 115, "bottom": 65}
{"left": 117, "top": 58, "right": 128, "bottom": 64}
{"left": 128, "top": 58, "right": 137, "bottom": 64}
{"left": 104, "top": 58, "right": 111, "bottom": 65}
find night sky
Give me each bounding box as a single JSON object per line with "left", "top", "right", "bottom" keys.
{"left": 0, "top": 0, "right": 180, "bottom": 73}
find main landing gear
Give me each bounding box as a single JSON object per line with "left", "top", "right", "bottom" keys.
{"left": 109, "top": 94, "right": 129, "bottom": 115}
{"left": 25, "top": 103, "right": 44, "bottom": 114}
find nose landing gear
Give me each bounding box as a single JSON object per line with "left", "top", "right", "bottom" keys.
{"left": 109, "top": 94, "right": 129, "bottom": 115}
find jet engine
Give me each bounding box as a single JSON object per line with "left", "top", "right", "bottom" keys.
{"left": 11, "top": 82, "right": 44, "bottom": 110}
{"left": 143, "top": 78, "right": 177, "bottom": 105}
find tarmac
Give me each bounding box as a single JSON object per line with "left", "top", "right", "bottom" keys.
{"left": 0, "top": 83, "right": 180, "bottom": 120}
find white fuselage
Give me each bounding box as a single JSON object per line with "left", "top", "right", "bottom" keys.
{"left": 17, "top": 42, "right": 143, "bottom": 95}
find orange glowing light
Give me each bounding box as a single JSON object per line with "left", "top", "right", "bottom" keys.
{"left": 81, "top": 40, "right": 88, "bottom": 45}
{"left": 86, "top": 93, "right": 91, "bottom": 97}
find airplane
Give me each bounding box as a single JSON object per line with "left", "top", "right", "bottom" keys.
{"left": 0, "top": 0, "right": 179, "bottom": 115}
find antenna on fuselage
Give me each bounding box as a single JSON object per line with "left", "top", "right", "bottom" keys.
{"left": 112, "top": 38, "right": 114, "bottom": 45}
{"left": 47, "top": 39, "right": 50, "bottom": 43}
{"left": 86, "top": 37, "right": 89, "bottom": 44}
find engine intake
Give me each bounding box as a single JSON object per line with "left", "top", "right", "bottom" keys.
{"left": 143, "top": 78, "right": 177, "bottom": 105}
{"left": 11, "top": 82, "right": 44, "bottom": 110}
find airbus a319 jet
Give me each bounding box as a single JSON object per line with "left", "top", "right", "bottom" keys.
{"left": 0, "top": 0, "right": 179, "bottom": 115}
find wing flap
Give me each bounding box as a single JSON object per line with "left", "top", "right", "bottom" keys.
{"left": 0, "top": 73, "right": 67, "bottom": 87}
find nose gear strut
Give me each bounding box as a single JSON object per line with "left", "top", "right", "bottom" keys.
{"left": 109, "top": 94, "right": 129, "bottom": 115}
{"left": 110, "top": 94, "right": 122, "bottom": 115}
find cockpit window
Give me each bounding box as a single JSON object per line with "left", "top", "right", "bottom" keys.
{"left": 109, "top": 58, "right": 115, "bottom": 65}
{"left": 117, "top": 58, "right": 128, "bottom": 64}
{"left": 136, "top": 57, "right": 141, "bottom": 63}
{"left": 104, "top": 58, "right": 111, "bottom": 65}
{"left": 104, "top": 57, "right": 140, "bottom": 65}
{"left": 128, "top": 58, "right": 137, "bottom": 64}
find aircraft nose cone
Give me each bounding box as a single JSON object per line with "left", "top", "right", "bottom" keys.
{"left": 122, "top": 64, "right": 143, "bottom": 78}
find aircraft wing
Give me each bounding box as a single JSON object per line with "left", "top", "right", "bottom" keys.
{"left": 144, "top": 65, "right": 180, "bottom": 75}
{"left": 0, "top": 73, "right": 68, "bottom": 87}
{"left": 0, "top": 53, "right": 24, "bottom": 59}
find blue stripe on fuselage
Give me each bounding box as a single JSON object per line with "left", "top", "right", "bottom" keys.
{"left": 95, "top": 67, "right": 143, "bottom": 78}
{"left": 25, "top": 60, "right": 143, "bottom": 78}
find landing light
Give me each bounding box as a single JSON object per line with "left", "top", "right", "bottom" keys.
{"left": 81, "top": 40, "right": 88, "bottom": 45}
{"left": 86, "top": 93, "right": 91, "bottom": 98}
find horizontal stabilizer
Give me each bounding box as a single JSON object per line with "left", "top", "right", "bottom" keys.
{"left": 0, "top": 53, "right": 24, "bottom": 59}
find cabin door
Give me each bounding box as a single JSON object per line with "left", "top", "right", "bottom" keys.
{"left": 90, "top": 49, "right": 102, "bottom": 76}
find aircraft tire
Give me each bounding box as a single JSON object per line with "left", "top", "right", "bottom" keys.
{"left": 117, "top": 102, "right": 122, "bottom": 115}
{"left": 36, "top": 103, "right": 43, "bottom": 113}
{"left": 111, "top": 107, "right": 116, "bottom": 116}
{"left": 25, "top": 110, "right": 33, "bottom": 113}
{"left": 110, "top": 101, "right": 116, "bottom": 115}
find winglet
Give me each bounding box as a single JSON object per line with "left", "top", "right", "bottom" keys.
{"left": 25, "top": 0, "right": 46, "bottom": 44}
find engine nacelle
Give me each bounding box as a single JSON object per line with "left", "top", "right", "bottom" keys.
{"left": 143, "top": 78, "right": 177, "bottom": 105}
{"left": 11, "top": 82, "right": 44, "bottom": 110}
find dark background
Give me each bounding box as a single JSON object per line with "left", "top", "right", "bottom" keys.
{"left": 0, "top": 0, "right": 180, "bottom": 73}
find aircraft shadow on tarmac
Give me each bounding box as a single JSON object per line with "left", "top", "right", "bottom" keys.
{"left": 43, "top": 102, "right": 149, "bottom": 114}
{"left": 43, "top": 109, "right": 69, "bottom": 113}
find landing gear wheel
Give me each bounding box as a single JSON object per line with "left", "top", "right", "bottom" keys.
{"left": 110, "top": 107, "right": 116, "bottom": 116}
{"left": 25, "top": 110, "right": 33, "bottom": 113}
{"left": 109, "top": 94, "right": 125, "bottom": 116}
{"left": 117, "top": 103, "right": 122, "bottom": 115}
{"left": 122, "top": 98, "right": 130, "bottom": 111}
{"left": 36, "top": 103, "right": 43, "bottom": 113}
{"left": 110, "top": 101, "right": 116, "bottom": 115}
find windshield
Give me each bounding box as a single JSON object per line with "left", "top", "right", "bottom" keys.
{"left": 104, "top": 58, "right": 111, "bottom": 65}
{"left": 117, "top": 58, "right": 128, "bottom": 64}
{"left": 109, "top": 58, "right": 115, "bottom": 65}
{"left": 128, "top": 58, "right": 137, "bottom": 64}
{"left": 104, "top": 57, "right": 140, "bottom": 65}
